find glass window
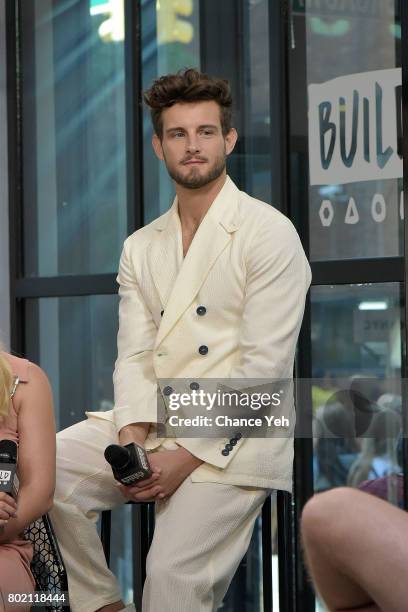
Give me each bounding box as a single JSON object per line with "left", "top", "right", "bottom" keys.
{"left": 311, "top": 283, "right": 402, "bottom": 379}
{"left": 295, "top": 0, "right": 402, "bottom": 261}
{"left": 20, "top": 0, "right": 128, "bottom": 277}
{"left": 107, "top": 504, "right": 134, "bottom": 605}
{"left": 25, "top": 294, "right": 118, "bottom": 431}
{"left": 311, "top": 283, "right": 403, "bottom": 508}
{"left": 141, "top": 0, "right": 201, "bottom": 223}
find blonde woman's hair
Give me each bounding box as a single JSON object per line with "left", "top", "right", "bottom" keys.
{"left": 0, "top": 351, "right": 13, "bottom": 419}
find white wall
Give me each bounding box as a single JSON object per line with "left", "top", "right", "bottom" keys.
{"left": 0, "top": 0, "right": 10, "bottom": 349}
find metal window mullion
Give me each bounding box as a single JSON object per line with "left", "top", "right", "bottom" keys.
{"left": 286, "top": 2, "right": 315, "bottom": 610}
{"left": 125, "top": 0, "right": 144, "bottom": 235}
{"left": 124, "top": 1, "right": 148, "bottom": 605}
{"left": 6, "top": 0, "right": 25, "bottom": 353}
{"left": 400, "top": 0, "right": 408, "bottom": 511}
{"left": 14, "top": 274, "right": 118, "bottom": 298}
{"left": 311, "top": 257, "right": 405, "bottom": 285}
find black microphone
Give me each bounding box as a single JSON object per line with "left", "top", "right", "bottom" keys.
{"left": 104, "top": 442, "right": 152, "bottom": 485}
{"left": 0, "top": 440, "right": 19, "bottom": 499}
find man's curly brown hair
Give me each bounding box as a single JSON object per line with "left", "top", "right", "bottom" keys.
{"left": 143, "top": 68, "right": 233, "bottom": 140}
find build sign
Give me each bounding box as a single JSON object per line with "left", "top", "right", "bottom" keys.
{"left": 308, "top": 68, "right": 402, "bottom": 186}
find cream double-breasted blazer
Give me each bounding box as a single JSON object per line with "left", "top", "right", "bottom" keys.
{"left": 87, "top": 176, "right": 311, "bottom": 491}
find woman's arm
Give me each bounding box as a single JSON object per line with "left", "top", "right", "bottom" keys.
{"left": 0, "top": 363, "right": 55, "bottom": 544}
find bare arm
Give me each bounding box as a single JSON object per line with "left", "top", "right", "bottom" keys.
{"left": 0, "top": 363, "right": 55, "bottom": 544}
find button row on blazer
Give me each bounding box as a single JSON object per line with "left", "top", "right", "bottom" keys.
{"left": 161, "top": 305, "right": 206, "bottom": 317}
{"left": 165, "top": 383, "right": 202, "bottom": 394}
{"left": 221, "top": 433, "right": 242, "bottom": 456}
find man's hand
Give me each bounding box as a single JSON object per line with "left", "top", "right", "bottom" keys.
{"left": 117, "top": 447, "right": 202, "bottom": 503}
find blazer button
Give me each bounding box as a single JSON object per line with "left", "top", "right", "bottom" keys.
{"left": 225, "top": 443, "right": 233, "bottom": 452}
{"left": 190, "top": 381, "right": 200, "bottom": 391}
{"left": 221, "top": 449, "right": 230, "bottom": 456}
{"left": 160, "top": 310, "right": 164, "bottom": 317}
{"left": 234, "top": 432, "right": 242, "bottom": 440}
{"left": 198, "top": 345, "right": 208, "bottom": 355}
{"left": 196, "top": 305, "right": 207, "bottom": 316}
{"left": 229, "top": 438, "right": 237, "bottom": 446}
{"left": 163, "top": 386, "right": 173, "bottom": 396}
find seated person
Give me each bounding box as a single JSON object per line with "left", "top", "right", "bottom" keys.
{"left": 0, "top": 348, "right": 55, "bottom": 612}
{"left": 301, "top": 487, "right": 408, "bottom": 612}
{"left": 350, "top": 409, "right": 403, "bottom": 509}
{"left": 348, "top": 407, "right": 401, "bottom": 487}
{"left": 313, "top": 399, "right": 360, "bottom": 491}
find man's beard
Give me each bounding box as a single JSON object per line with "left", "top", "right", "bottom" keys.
{"left": 165, "top": 152, "right": 226, "bottom": 190}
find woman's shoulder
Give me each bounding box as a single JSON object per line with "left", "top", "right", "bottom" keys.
{"left": 2, "top": 352, "right": 30, "bottom": 382}
{"left": 2, "top": 353, "right": 49, "bottom": 389}
{"left": 3, "top": 354, "right": 52, "bottom": 415}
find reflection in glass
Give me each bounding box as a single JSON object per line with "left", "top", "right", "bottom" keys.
{"left": 141, "top": 0, "right": 201, "bottom": 223}
{"left": 311, "top": 284, "right": 403, "bottom": 510}
{"left": 107, "top": 504, "right": 134, "bottom": 605}
{"left": 311, "top": 283, "right": 401, "bottom": 379}
{"left": 25, "top": 294, "right": 119, "bottom": 432}
{"left": 21, "top": 0, "right": 128, "bottom": 276}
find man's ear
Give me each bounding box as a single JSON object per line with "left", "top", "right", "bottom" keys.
{"left": 152, "top": 133, "right": 164, "bottom": 160}
{"left": 225, "top": 128, "right": 238, "bottom": 156}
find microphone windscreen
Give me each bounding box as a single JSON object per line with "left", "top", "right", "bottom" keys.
{"left": 0, "top": 440, "right": 17, "bottom": 462}
{"left": 104, "top": 444, "right": 130, "bottom": 469}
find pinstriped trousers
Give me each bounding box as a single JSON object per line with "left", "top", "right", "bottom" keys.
{"left": 49, "top": 417, "right": 270, "bottom": 612}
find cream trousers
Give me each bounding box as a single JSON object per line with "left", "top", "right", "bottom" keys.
{"left": 49, "top": 417, "right": 270, "bottom": 612}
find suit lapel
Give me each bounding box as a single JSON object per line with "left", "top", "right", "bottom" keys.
{"left": 147, "top": 200, "right": 182, "bottom": 309}
{"left": 149, "top": 176, "right": 242, "bottom": 349}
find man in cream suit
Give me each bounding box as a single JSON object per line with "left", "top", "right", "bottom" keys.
{"left": 50, "top": 69, "right": 311, "bottom": 612}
